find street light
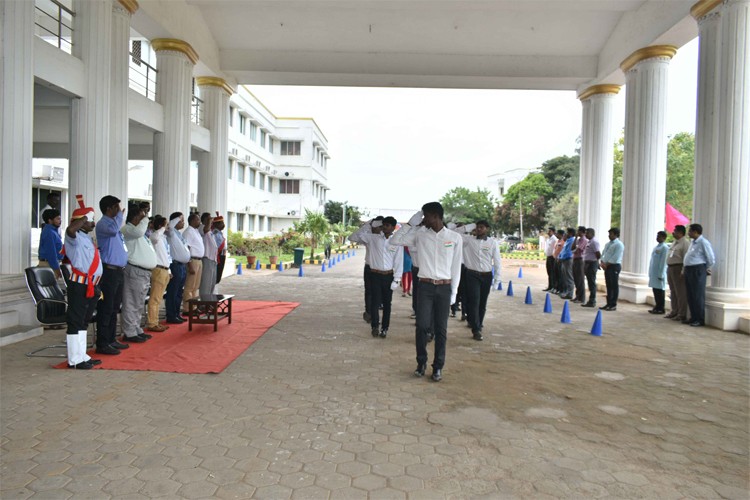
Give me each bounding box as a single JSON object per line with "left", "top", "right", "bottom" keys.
{"left": 342, "top": 201, "right": 348, "bottom": 228}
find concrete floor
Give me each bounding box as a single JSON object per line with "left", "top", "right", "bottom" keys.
{"left": 1, "top": 252, "right": 748, "bottom": 499}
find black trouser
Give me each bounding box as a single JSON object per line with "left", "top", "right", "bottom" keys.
{"left": 363, "top": 264, "right": 372, "bottom": 314}
{"left": 411, "top": 266, "right": 419, "bottom": 314}
{"left": 604, "top": 263, "right": 621, "bottom": 308}
{"left": 96, "top": 266, "right": 124, "bottom": 348}
{"left": 216, "top": 254, "right": 226, "bottom": 284}
{"left": 369, "top": 272, "right": 394, "bottom": 330}
{"left": 68, "top": 281, "right": 100, "bottom": 336}
{"left": 684, "top": 264, "right": 707, "bottom": 324}
{"left": 560, "top": 259, "right": 573, "bottom": 296}
{"left": 584, "top": 260, "right": 598, "bottom": 305}
{"left": 464, "top": 270, "right": 492, "bottom": 333}
{"left": 451, "top": 265, "right": 467, "bottom": 316}
{"left": 653, "top": 288, "right": 666, "bottom": 311}
{"left": 554, "top": 260, "right": 563, "bottom": 290}
{"left": 416, "top": 282, "right": 451, "bottom": 370}
{"left": 573, "top": 258, "right": 585, "bottom": 301}
{"left": 545, "top": 256, "right": 555, "bottom": 289}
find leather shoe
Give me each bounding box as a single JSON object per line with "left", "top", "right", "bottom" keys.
{"left": 648, "top": 309, "right": 665, "bottom": 314}
{"left": 110, "top": 340, "right": 129, "bottom": 350}
{"left": 673, "top": 316, "right": 686, "bottom": 322}
{"left": 122, "top": 335, "right": 146, "bottom": 343}
{"left": 689, "top": 321, "right": 704, "bottom": 327}
{"left": 379, "top": 328, "right": 388, "bottom": 338}
{"left": 664, "top": 312, "right": 677, "bottom": 319}
{"left": 363, "top": 311, "right": 372, "bottom": 323}
{"left": 472, "top": 332, "right": 483, "bottom": 341}
{"left": 139, "top": 332, "right": 152, "bottom": 339}
{"left": 166, "top": 318, "right": 184, "bottom": 324}
{"left": 146, "top": 324, "right": 168, "bottom": 332}
{"left": 607, "top": 306, "right": 616, "bottom": 311}
{"left": 95, "top": 345, "right": 121, "bottom": 355}
{"left": 88, "top": 359, "right": 102, "bottom": 366}
{"left": 559, "top": 295, "right": 573, "bottom": 300}
{"left": 414, "top": 364, "right": 426, "bottom": 377}
{"left": 431, "top": 369, "right": 442, "bottom": 382}
{"left": 371, "top": 327, "right": 379, "bottom": 337}
{"left": 599, "top": 305, "right": 610, "bottom": 310}
{"left": 68, "top": 360, "right": 93, "bottom": 370}
{"left": 571, "top": 299, "right": 581, "bottom": 304}
{"left": 581, "top": 302, "right": 595, "bottom": 308}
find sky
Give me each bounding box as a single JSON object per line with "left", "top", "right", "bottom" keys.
{"left": 250, "top": 38, "right": 699, "bottom": 214}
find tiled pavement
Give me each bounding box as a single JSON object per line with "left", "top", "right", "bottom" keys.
{"left": 1, "top": 254, "right": 748, "bottom": 499}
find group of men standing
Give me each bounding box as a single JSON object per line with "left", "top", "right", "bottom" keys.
{"left": 351, "top": 202, "right": 502, "bottom": 383}
{"left": 38, "top": 194, "right": 227, "bottom": 369}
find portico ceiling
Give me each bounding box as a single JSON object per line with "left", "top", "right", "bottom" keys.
{"left": 135, "top": 0, "right": 699, "bottom": 91}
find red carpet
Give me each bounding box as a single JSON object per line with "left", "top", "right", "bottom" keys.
{"left": 54, "top": 301, "right": 299, "bottom": 374}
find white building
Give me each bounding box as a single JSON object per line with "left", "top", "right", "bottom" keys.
{"left": 487, "top": 168, "right": 536, "bottom": 204}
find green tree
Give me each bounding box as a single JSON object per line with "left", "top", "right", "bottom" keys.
{"left": 540, "top": 155, "right": 580, "bottom": 201}
{"left": 439, "top": 187, "right": 497, "bottom": 225}
{"left": 546, "top": 191, "right": 579, "bottom": 229}
{"left": 666, "top": 132, "right": 695, "bottom": 219}
{"left": 495, "top": 173, "right": 553, "bottom": 236}
{"left": 611, "top": 133, "right": 625, "bottom": 227}
{"left": 324, "top": 200, "right": 362, "bottom": 226}
{"left": 297, "top": 209, "right": 330, "bottom": 258}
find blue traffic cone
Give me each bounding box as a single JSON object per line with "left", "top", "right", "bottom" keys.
{"left": 255, "top": 260, "right": 261, "bottom": 270}
{"left": 518, "top": 267, "right": 523, "bottom": 278}
{"left": 496, "top": 280, "right": 503, "bottom": 291}
{"left": 237, "top": 263, "right": 243, "bottom": 275}
{"left": 337, "top": 254, "right": 341, "bottom": 263}
{"left": 560, "top": 301, "right": 571, "bottom": 324}
{"left": 524, "top": 286, "right": 533, "bottom": 305}
{"left": 298, "top": 265, "right": 304, "bottom": 277}
{"left": 327, "top": 259, "right": 332, "bottom": 269}
{"left": 347, "top": 251, "right": 351, "bottom": 257}
{"left": 277, "top": 263, "right": 283, "bottom": 272}
{"left": 543, "top": 293, "right": 553, "bottom": 313}
{"left": 590, "top": 311, "right": 603, "bottom": 336}
{"left": 506, "top": 281, "right": 514, "bottom": 296}
{"left": 352, "top": 250, "right": 356, "bottom": 256}
{"left": 321, "top": 262, "right": 326, "bottom": 272}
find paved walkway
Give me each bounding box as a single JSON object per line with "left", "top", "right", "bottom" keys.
{"left": 1, "top": 253, "right": 748, "bottom": 499}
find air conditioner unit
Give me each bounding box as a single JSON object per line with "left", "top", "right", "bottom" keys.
{"left": 245, "top": 155, "right": 252, "bottom": 162}
{"left": 272, "top": 170, "right": 278, "bottom": 175}
{"left": 230, "top": 148, "right": 238, "bottom": 157}
{"left": 40, "top": 165, "right": 65, "bottom": 182}
{"left": 255, "top": 160, "right": 261, "bottom": 167}
{"left": 265, "top": 166, "right": 271, "bottom": 172}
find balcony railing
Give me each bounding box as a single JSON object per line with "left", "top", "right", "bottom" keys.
{"left": 129, "top": 53, "right": 158, "bottom": 101}
{"left": 34, "top": 0, "right": 74, "bottom": 54}
{"left": 191, "top": 95, "right": 204, "bottom": 126}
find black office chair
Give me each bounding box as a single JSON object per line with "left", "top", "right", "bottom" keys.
{"left": 24, "top": 267, "right": 68, "bottom": 357}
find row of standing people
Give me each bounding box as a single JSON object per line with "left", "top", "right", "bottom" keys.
{"left": 349, "top": 203, "right": 502, "bottom": 383}
{"left": 37, "top": 194, "right": 226, "bottom": 369}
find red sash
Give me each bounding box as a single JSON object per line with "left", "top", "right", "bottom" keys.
{"left": 64, "top": 245, "right": 101, "bottom": 298}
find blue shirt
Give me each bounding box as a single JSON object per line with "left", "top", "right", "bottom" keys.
{"left": 95, "top": 212, "right": 128, "bottom": 267}
{"left": 38, "top": 224, "right": 63, "bottom": 270}
{"left": 601, "top": 238, "right": 624, "bottom": 265}
{"left": 684, "top": 235, "right": 716, "bottom": 268}
{"left": 64, "top": 231, "right": 103, "bottom": 279}
{"left": 559, "top": 238, "right": 574, "bottom": 260}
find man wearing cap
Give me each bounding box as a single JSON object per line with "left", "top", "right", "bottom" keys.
{"left": 458, "top": 220, "right": 502, "bottom": 341}
{"left": 182, "top": 213, "right": 205, "bottom": 310}
{"left": 38, "top": 209, "right": 63, "bottom": 278}
{"left": 63, "top": 195, "right": 103, "bottom": 369}
{"left": 389, "top": 202, "right": 463, "bottom": 382}
{"left": 200, "top": 212, "right": 218, "bottom": 296}
{"left": 165, "top": 212, "right": 190, "bottom": 323}
{"left": 121, "top": 203, "right": 156, "bottom": 343}
{"left": 95, "top": 196, "right": 130, "bottom": 355}
{"left": 349, "top": 216, "right": 403, "bottom": 338}
{"left": 145, "top": 215, "right": 171, "bottom": 332}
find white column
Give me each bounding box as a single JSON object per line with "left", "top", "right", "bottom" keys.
{"left": 152, "top": 39, "right": 197, "bottom": 216}
{"left": 0, "top": 0, "right": 34, "bottom": 274}
{"left": 618, "top": 46, "right": 677, "bottom": 303}
{"left": 109, "top": 0, "right": 136, "bottom": 204}
{"left": 196, "top": 77, "right": 231, "bottom": 217}
{"left": 577, "top": 84, "right": 620, "bottom": 235}
{"left": 705, "top": 0, "right": 750, "bottom": 330}
{"left": 70, "top": 0, "right": 112, "bottom": 208}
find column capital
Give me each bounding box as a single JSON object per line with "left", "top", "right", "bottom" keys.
{"left": 690, "top": 0, "right": 722, "bottom": 20}
{"left": 152, "top": 38, "right": 199, "bottom": 65}
{"left": 578, "top": 84, "right": 621, "bottom": 101}
{"left": 195, "top": 76, "right": 234, "bottom": 96}
{"left": 117, "top": 0, "right": 139, "bottom": 14}
{"left": 620, "top": 45, "right": 678, "bottom": 73}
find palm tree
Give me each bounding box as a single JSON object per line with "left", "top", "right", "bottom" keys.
{"left": 298, "top": 209, "right": 330, "bottom": 258}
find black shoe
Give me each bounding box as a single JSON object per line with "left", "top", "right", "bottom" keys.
{"left": 599, "top": 305, "right": 610, "bottom": 310}
{"left": 460, "top": 314, "right": 467, "bottom": 322}
{"left": 689, "top": 321, "right": 704, "bottom": 327}
{"left": 542, "top": 287, "right": 551, "bottom": 292}
{"left": 371, "top": 327, "right": 379, "bottom": 337}
{"left": 139, "top": 333, "right": 152, "bottom": 340}
{"left": 450, "top": 311, "right": 456, "bottom": 318}
{"left": 607, "top": 306, "right": 617, "bottom": 311}
{"left": 95, "top": 345, "right": 121, "bottom": 355}
{"left": 110, "top": 340, "right": 129, "bottom": 350}
{"left": 68, "top": 360, "right": 93, "bottom": 370}
{"left": 472, "top": 332, "right": 483, "bottom": 341}
{"left": 122, "top": 335, "right": 146, "bottom": 343}
{"left": 681, "top": 319, "right": 691, "bottom": 324}
{"left": 431, "top": 369, "right": 442, "bottom": 382}
{"left": 426, "top": 332, "right": 434, "bottom": 343}
{"left": 560, "top": 295, "right": 573, "bottom": 300}
{"left": 414, "top": 364, "right": 426, "bottom": 377}
{"left": 648, "top": 309, "right": 665, "bottom": 314}
{"left": 549, "top": 289, "right": 558, "bottom": 294}
{"left": 571, "top": 299, "right": 581, "bottom": 304}
{"left": 581, "top": 302, "right": 595, "bottom": 308}
{"left": 379, "top": 328, "right": 388, "bottom": 338}
{"left": 363, "top": 312, "right": 372, "bottom": 323}
{"left": 166, "top": 318, "right": 185, "bottom": 324}
{"left": 88, "top": 359, "right": 102, "bottom": 366}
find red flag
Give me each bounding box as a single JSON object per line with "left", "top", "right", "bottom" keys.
{"left": 665, "top": 203, "right": 690, "bottom": 233}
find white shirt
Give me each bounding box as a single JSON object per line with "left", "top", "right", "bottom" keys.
{"left": 149, "top": 227, "right": 172, "bottom": 268}
{"left": 409, "top": 245, "right": 420, "bottom": 268}
{"left": 183, "top": 226, "right": 205, "bottom": 259}
{"left": 349, "top": 226, "right": 404, "bottom": 276}
{"left": 545, "top": 234, "right": 558, "bottom": 257}
{"left": 461, "top": 235, "right": 502, "bottom": 273}
{"left": 166, "top": 220, "right": 191, "bottom": 264}
{"left": 203, "top": 230, "right": 219, "bottom": 262}
{"left": 122, "top": 218, "right": 157, "bottom": 269}
{"left": 389, "top": 224, "right": 463, "bottom": 298}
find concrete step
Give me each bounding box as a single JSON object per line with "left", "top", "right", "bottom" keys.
{"left": 0, "top": 309, "right": 20, "bottom": 330}
{"left": 0, "top": 324, "right": 44, "bottom": 347}
{"left": 738, "top": 316, "right": 750, "bottom": 334}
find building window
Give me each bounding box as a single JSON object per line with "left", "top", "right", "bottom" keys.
{"left": 237, "top": 213, "right": 244, "bottom": 232}
{"left": 229, "top": 106, "right": 235, "bottom": 127}
{"left": 279, "top": 179, "right": 300, "bottom": 194}
{"left": 237, "top": 163, "right": 245, "bottom": 183}
{"left": 259, "top": 173, "right": 265, "bottom": 190}
{"left": 249, "top": 122, "right": 257, "bottom": 141}
{"left": 247, "top": 169, "right": 255, "bottom": 186}
{"left": 281, "top": 141, "right": 301, "bottom": 156}
{"left": 239, "top": 115, "right": 246, "bottom": 134}
{"left": 228, "top": 159, "right": 233, "bottom": 180}
{"left": 267, "top": 178, "right": 273, "bottom": 192}
{"left": 260, "top": 130, "right": 266, "bottom": 148}
{"left": 268, "top": 139, "right": 273, "bottom": 154}
{"left": 248, "top": 214, "right": 255, "bottom": 231}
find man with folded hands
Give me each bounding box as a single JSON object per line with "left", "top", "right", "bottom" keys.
{"left": 389, "top": 202, "right": 462, "bottom": 382}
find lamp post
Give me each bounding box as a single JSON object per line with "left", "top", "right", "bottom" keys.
{"left": 342, "top": 201, "right": 348, "bottom": 228}
{"left": 518, "top": 193, "right": 524, "bottom": 243}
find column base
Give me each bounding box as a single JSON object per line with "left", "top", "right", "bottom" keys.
{"left": 618, "top": 272, "right": 650, "bottom": 304}
{"left": 705, "top": 287, "right": 750, "bottom": 332}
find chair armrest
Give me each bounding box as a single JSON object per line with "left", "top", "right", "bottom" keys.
{"left": 37, "top": 298, "right": 68, "bottom": 306}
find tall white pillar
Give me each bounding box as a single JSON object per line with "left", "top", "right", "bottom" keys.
{"left": 618, "top": 46, "right": 677, "bottom": 304}
{"left": 70, "top": 0, "right": 112, "bottom": 208}
{"left": 152, "top": 39, "right": 197, "bottom": 217}
{"left": 0, "top": 0, "right": 34, "bottom": 274}
{"left": 110, "top": 0, "right": 137, "bottom": 204}
{"left": 196, "top": 77, "right": 232, "bottom": 217}
{"left": 704, "top": 0, "right": 750, "bottom": 330}
{"left": 577, "top": 84, "right": 620, "bottom": 235}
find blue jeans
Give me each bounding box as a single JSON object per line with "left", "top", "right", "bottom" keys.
{"left": 166, "top": 262, "right": 187, "bottom": 320}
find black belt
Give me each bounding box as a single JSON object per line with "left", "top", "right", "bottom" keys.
{"left": 467, "top": 269, "right": 492, "bottom": 277}
{"left": 156, "top": 265, "right": 169, "bottom": 270}
{"left": 574, "top": 257, "right": 583, "bottom": 260}
{"left": 130, "top": 264, "right": 153, "bottom": 272}
{"left": 668, "top": 263, "right": 683, "bottom": 267}
{"left": 191, "top": 257, "right": 202, "bottom": 261}
{"left": 371, "top": 269, "right": 394, "bottom": 275}
{"left": 420, "top": 278, "right": 451, "bottom": 285}
{"left": 104, "top": 264, "right": 125, "bottom": 271}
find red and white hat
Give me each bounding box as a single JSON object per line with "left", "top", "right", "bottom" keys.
{"left": 213, "top": 211, "right": 224, "bottom": 223}
{"left": 71, "top": 194, "right": 95, "bottom": 221}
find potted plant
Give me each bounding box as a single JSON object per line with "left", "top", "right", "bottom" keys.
{"left": 247, "top": 255, "right": 257, "bottom": 267}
